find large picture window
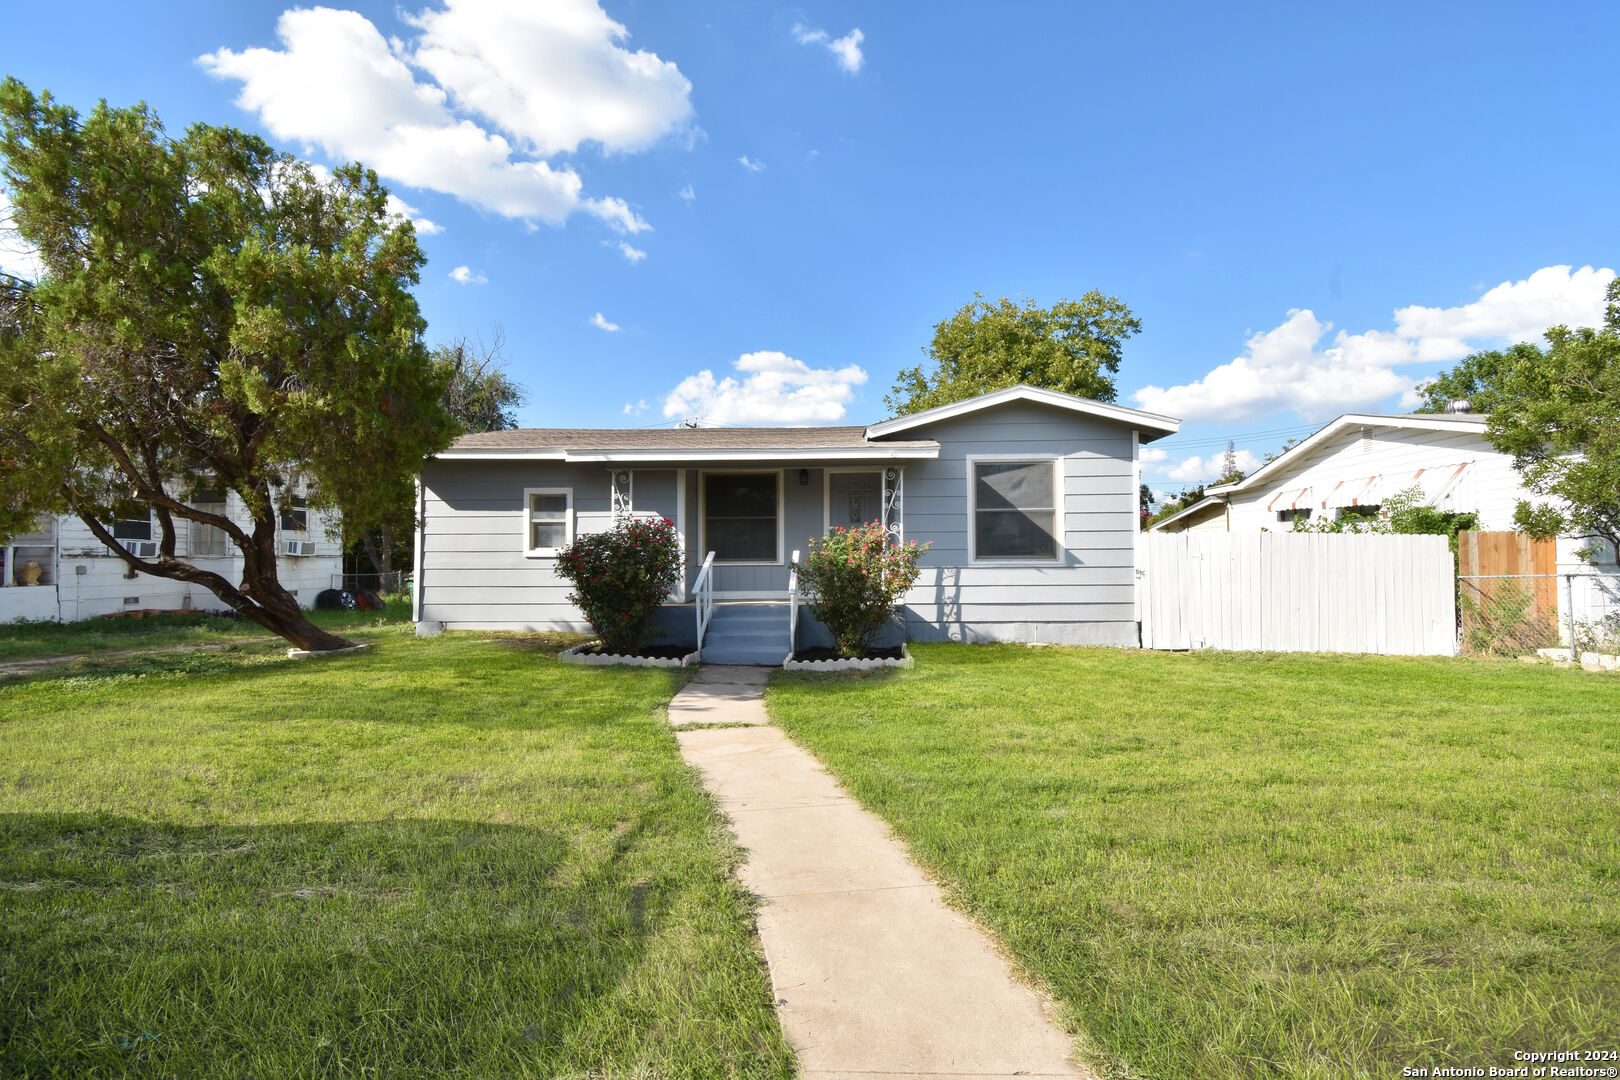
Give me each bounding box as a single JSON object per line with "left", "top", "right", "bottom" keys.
{"left": 972, "top": 459, "right": 1058, "bottom": 561}
{"left": 704, "top": 473, "right": 780, "bottom": 563}
{"left": 525, "top": 489, "right": 573, "bottom": 556}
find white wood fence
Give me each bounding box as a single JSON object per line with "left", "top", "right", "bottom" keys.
{"left": 1139, "top": 532, "right": 1456, "bottom": 655}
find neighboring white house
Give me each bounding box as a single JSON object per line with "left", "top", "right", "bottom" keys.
{"left": 1147, "top": 409, "right": 1619, "bottom": 635}
{"left": 0, "top": 485, "right": 342, "bottom": 624}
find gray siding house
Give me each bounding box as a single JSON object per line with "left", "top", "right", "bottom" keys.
{"left": 413, "top": 386, "right": 1180, "bottom": 656}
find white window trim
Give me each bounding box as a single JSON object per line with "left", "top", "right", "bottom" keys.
{"left": 524, "top": 487, "right": 574, "bottom": 558}
{"left": 966, "top": 454, "right": 1065, "bottom": 566}
{"left": 698, "top": 469, "right": 785, "bottom": 566}
{"left": 279, "top": 493, "right": 309, "bottom": 535}
{"left": 822, "top": 467, "right": 885, "bottom": 536}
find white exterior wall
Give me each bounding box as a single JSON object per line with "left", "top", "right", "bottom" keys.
{"left": 1223, "top": 425, "right": 1526, "bottom": 532}
{"left": 0, "top": 486, "right": 341, "bottom": 623}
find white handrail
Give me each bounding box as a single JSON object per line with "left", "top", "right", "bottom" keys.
{"left": 693, "top": 551, "right": 716, "bottom": 652}
{"left": 787, "top": 549, "right": 801, "bottom": 658}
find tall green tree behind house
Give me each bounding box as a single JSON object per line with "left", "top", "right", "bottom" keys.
{"left": 1415, "top": 278, "right": 1620, "bottom": 555}
{"left": 356, "top": 330, "right": 526, "bottom": 579}
{"left": 885, "top": 292, "right": 1141, "bottom": 415}
{"left": 0, "top": 82, "right": 455, "bottom": 650}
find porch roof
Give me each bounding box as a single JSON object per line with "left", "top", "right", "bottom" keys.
{"left": 438, "top": 426, "right": 940, "bottom": 463}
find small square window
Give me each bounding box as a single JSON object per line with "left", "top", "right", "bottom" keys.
{"left": 109, "top": 500, "right": 152, "bottom": 541}
{"left": 526, "top": 490, "right": 573, "bottom": 555}
{"left": 1276, "top": 507, "right": 1312, "bottom": 523}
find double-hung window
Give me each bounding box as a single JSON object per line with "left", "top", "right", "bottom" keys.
{"left": 190, "top": 490, "right": 229, "bottom": 556}
{"left": 526, "top": 489, "right": 573, "bottom": 556}
{"left": 279, "top": 494, "right": 308, "bottom": 533}
{"left": 110, "top": 501, "right": 153, "bottom": 542}
{"left": 970, "top": 459, "right": 1059, "bottom": 562}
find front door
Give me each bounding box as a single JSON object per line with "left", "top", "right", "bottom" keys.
{"left": 827, "top": 471, "right": 883, "bottom": 533}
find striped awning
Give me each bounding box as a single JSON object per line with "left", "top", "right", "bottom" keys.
{"left": 1322, "top": 475, "right": 1381, "bottom": 509}
{"left": 1267, "top": 486, "right": 1313, "bottom": 512}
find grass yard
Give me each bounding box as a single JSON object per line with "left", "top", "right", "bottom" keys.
{"left": 0, "top": 625, "right": 793, "bottom": 1078}
{"left": 767, "top": 644, "right": 1620, "bottom": 1080}
{"left": 0, "top": 596, "right": 416, "bottom": 663}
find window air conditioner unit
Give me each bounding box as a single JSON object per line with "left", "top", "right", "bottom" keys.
{"left": 127, "top": 540, "right": 159, "bottom": 559}
{"left": 283, "top": 540, "right": 316, "bottom": 557}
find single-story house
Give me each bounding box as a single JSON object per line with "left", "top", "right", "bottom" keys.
{"left": 413, "top": 385, "right": 1181, "bottom": 660}
{"left": 1, "top": 485, "right": 342, "bottom": 624}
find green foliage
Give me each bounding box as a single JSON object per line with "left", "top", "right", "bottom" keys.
{"left": 1488, "top": 279, "right": 1620, "bottom": 552}
{"left": 1148, "top": 484, "right": 1207, "bottom": 527}
{"left": 1413, "top": 344, "right": 1534, "bottom": 415}
{"left": 794, "top": 521, "right": 930, "bottom": 657}
{"left": 1292, "top": 485, "right": 1478, "bottom": 548}
{"left": 554, "top": 516, "right": 683, "bottom": 654}
{"left": 0, "top": 82, "right": 455, "bottom": 648}
{"left": 432, "top": 329, "right": 525, "bottom": 435}
{"left": 1458, "top": 581, "right": 1558, "bottom": 656}
{"left": 886, "top": 292, "right": 1140, "bottom": 415}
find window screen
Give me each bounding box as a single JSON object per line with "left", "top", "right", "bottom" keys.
{"left": 190, "top": 498, "right": 229, "bottom": 556}
{"left": 529, "top": 492, "right": 570, "bottom": 551}
{"left": 973, "top": 461, "right": 1057, "bottom": 560}
{"left": 705, "top": 474, "right": 778, "bottom": 562}
{"left": 110, "top": 501, "right": 152, "bottom": 541}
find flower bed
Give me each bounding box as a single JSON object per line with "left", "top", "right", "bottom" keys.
{"left": 559, "top": 642, "right": 700, "bottom": 669}
{"left": 783, "top": 644, "right": 912, "bottom": 673}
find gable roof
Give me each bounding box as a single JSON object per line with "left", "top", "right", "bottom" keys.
{"left": 864, "top": 384, "right": 1181, "bottom": 441}
{"left": 1146, "top": 495, "right": 1226, "bottom": 533}
{"left": 1205, "top": 412, "right": 1490, "bottom": 496}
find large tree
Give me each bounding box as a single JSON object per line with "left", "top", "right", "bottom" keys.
{"left": 0, "top": 82, "right": 455, "bottom": 650}
{"left": 885, "top": 292, "right": 1141, "bottom": 415}
{"left": 1417, "top": 278, "right": 1620, "bottom": 554}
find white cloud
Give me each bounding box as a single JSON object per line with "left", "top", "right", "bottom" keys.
{"left": 591, "top": 312, "right": 620, "bottom": 332}
{"left": 405, "top": 0, "right": 693, "bottom": 157}
{"left": 1131, "top": 264, "right": 1616, "bottom": 425}
{"left": 1140, "top": 447, "right": 1169, "bottom": 466}
{"left": 1161, "top": 449, "right": 1264, "bottom": 484}
{"left": 384, "top": 193, "right": 442, "bottom": 235}
{"left": 449, "top": 264, "right": 487, "bottom": 285}
{"left": 615, "top": 241, "right": 647, "bottom": 263}
{"left": 792, "top": 23, "right": 865, "bottom": 73}
{"left": 623, "top": 398, "right": 649, "bottom": 415}
{"left": 0, "top": 188, "right": 44, "bottom": 282}
{"left": 661, "top": 351, "right": 869, "bottom": 425}
{"left": 199, "top": 2, "right": 681, "bottom": 232}
{"left": 737, "top": 155, "right": 765, "bottom": 173}
{"left": 677, "top": 183, "right": 695, "bottom": 203}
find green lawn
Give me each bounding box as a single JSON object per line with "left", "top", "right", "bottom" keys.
{"left": 767, "top": 644, "right": 1620, "bottom": 1080}
{"left": 0, "top": 596, "right": 417, "bottom": 662}
{"left": 0, "top": 626, "right": 793, "bottom": 1078}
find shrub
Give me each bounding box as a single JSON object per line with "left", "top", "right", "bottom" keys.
{"left": 794, "top": 521, "right": 930, "bottom": 658}
{"left": 555, "top": 516, "right": 682, "bottom": 655}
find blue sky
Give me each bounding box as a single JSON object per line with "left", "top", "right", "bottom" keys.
{"left": 3, "top": 1, "right": 1617, "bottom": 494}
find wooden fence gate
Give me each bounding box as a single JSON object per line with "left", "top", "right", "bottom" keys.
{"left": 1139, "top": 532, "right": 1456, "bottom": 655}
{"left": 1455, "top": 530, "right": 1559, "bottom": 654}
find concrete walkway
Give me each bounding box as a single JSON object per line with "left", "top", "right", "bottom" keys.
{"left": 672, "top": 666, "right": 1087, "bottom": 1079}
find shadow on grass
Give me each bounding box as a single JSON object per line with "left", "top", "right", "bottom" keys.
{"left": 0, "top": 811, "right": 677, "bottom": 1077}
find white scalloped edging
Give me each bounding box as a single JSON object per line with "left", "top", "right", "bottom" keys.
{"left": 559, "top": 642, "right": 700, "bottom": 668}
{"left": 782, "top": 646, "right": 912, "bottom": 672}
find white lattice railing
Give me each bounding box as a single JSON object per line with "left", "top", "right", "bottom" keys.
{"left": 693, "top": 551, "right": 716, "bottom": 652}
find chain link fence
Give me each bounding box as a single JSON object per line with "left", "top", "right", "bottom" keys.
{"left": 1458, "top": 572, "right": 1620, "bottom": 656}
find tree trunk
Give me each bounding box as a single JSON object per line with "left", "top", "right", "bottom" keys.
{"left": 76, "top": 510, "right": 357, "bottom": 653}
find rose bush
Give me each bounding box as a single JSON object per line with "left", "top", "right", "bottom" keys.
{"left": 794, "top": 521, "right": 930, "bottom": 658}
{"left": 554, "top": 516, "right": 682, "bottom": 655}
